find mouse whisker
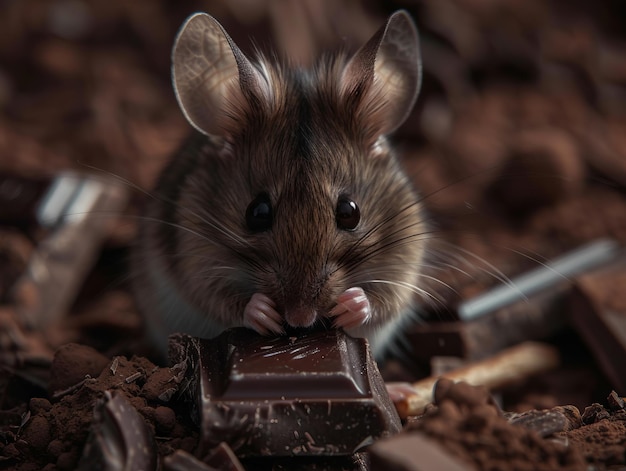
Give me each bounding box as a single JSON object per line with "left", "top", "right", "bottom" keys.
{"left": 77, "top": 163, "right": 252, "bottom": 249}
{"left": 430, "top": 240, "right": 521, "bottom": 298}
{"left": 336, "top": 199, "right": 425, "bottom": 265}
{"left": 338, "top": 226, "right": 434, "bottom": 275}
{"left": 360, "top": 279, "right": 448, "bottom": 310}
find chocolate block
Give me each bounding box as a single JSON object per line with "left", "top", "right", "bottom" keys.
{"left": 78, "top": 390, "right": 157, "bottom": 471}
{"left": 163, "top": 446, "right": 245, "bottom": 471}
{"left": 405, "top": 239, "right": 621, "bottom": 361}
{"left": 244, "top": 453, "right": 370, "bottom": 470}
{"left": 13, "top": 172, "right": 128, "bottom": 328}
{"left": 406, "top": 285, "right": 570, "bottom": 360}
{"left": 170, "top": 329, "right": 401, "bottom": 458}
{"left": 570, "top": 257, "right": 626, "bottom": 392}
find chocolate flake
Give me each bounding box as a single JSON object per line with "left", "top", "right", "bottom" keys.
{"left": 78, "top": 390, "right": 157, "bottom": 471}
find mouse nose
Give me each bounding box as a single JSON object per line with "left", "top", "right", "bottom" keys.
{"left": 284, "top": 304, "right": 318, "bottom": 328}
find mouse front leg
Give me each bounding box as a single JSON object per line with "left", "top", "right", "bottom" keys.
{"left": 243, "top": 293, "right": 285, "bottom": 335}
{"left": 328, "top": 287, "right": 372, "bottom": 329}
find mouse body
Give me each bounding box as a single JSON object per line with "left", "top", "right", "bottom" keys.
{"left": 132, "top": 10, "right": 427, "bottom": 358}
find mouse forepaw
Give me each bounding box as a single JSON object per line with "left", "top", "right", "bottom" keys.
{"left": 243, "top": 293, "right": 284, "bottom": 335}
{"left": 328, "top": 287, "right": 371, "bottom": 329}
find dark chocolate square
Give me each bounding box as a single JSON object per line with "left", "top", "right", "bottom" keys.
{"left": 170, "top": 328, "right": 401, "bottom": 458}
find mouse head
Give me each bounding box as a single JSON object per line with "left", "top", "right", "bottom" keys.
{"left": 169, "top": 12, "right": 425, "bottom": 331}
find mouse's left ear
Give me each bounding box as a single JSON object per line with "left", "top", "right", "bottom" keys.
{"left": 171, "top": 13, "right": 269, "bottom": 138}
{"left": 342, "top": 10, "right": 421, "bottom": 137}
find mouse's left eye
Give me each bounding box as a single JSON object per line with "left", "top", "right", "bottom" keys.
{"left": 336, "top": 196, "right": 360, "bottom": 231}
{"left": 246, "top": 193, "right": 273, "bottom": 232}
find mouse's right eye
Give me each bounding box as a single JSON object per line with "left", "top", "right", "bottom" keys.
{"left": 246, "top": 193, "right": 273, "bottom": 232}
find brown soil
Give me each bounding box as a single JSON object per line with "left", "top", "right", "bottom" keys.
{"left": 1, "top": 0, "right": 626, "bottom": 470}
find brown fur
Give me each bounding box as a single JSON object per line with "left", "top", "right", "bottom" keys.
{"left": 132, "top": 11, "right": 426, "bottom": 355}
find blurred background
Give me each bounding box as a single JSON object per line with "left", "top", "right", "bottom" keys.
{"left": 2, "top": 0, "right": 626, "bottom": 238}
{"left": 1, "top": 0, "right": 626, "bottom": 359}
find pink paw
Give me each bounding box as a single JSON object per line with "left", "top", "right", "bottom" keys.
{"left": 243, "top": 293, "right": 284, "bottom": 335}
{"left": 328, "top": 287, "right": 371, "bottom": 329}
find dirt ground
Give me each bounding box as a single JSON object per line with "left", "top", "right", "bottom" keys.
{"left": 1, "top": 1, "right": 626, "bottom": 469}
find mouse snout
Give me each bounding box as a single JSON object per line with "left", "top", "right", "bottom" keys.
{"left": 284, "top": 304, "right": 318, "bottom": 328}
{"left": 279, "top": 273, "right": 334, "bottom": 328}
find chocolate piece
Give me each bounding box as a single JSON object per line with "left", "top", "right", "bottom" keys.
{"left": 13, "top": 172, "right": 128, "bottom": 329}
{"left": 508, "top": 409, "right": 570, "bottom": 437}
{"left": 581, "top": 403, "right": 610, "bottom": 425}
{"left": 78, "top": 390, "right": 158, "bottom": 471}
{"left": 570, "top": 256, "right": 626, "bottom": 392}
{"left": 170, "top": 329, "right": 401, "bottom": 458}
{"left": 607, "top": 391, "right": 625, "bottom": 411}
{"left": 407, "top": 284, "right": 570, "bottom": 360}
{"left": 458, "top": 238, "right": 619, "bottom": 321}
{"left": 248, "top": 453, "right": 369, "bottom": 470}
{"left": 164, "top": 445, "right": 245, "bottom": 471}
{"left": 369, "top": 433, "right": 472, "bottom": 471}
{"left": 164, "top": 450, "right": 218, "bottom": 471}
{"left": 405, "top": 239, "right": 622, "bottom": 361}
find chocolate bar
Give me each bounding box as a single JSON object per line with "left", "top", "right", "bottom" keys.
{"left": 170, "top": 328, "right": 401, "bottom": 459}
{"left": 570, "top": 256, "right": 626, "bottom": 392}
{"left": 405, "top": 239, "right": 621, "bottom": 360}
{"left": 164, "top": 446, "right": 245, "bottom": 471}
{"left": 12, "top": 171, "right": 128, "bottom": 328}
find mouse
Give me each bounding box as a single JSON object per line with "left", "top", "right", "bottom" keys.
{"left": 132, "top": 10, "right": 427, "bottom": 359}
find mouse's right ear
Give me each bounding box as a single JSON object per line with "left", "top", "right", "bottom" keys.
{"left": 341, "top": 11, "right": 421, "bottom": 138}
{"left": 172, "top": 13, "right": 268, "bottom": 137}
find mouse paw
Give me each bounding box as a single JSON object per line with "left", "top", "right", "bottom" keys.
{"left": 243, "top": 293, "right": 284, "bottom": 335}
{"left": 328, "top": 287, "right": 371, "bottom": 330}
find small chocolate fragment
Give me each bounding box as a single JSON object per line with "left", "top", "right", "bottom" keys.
{"left": 164, "top": 450, "right": 217, "bottom": 471}
{"left": 508, "top": 409, "right": 570, "bottom": 437}
{"left": 78, "top": 390, "right": 157, "bottom": 471}
{"left": 607, "top": 391, "right": 625, "bottom": 411}
{"left": 163, "top": 445, "right": 245, "bottom": 471}
{"left": 252, "top": 453, "right": 369, "bottom": 470}
{"left": 205, "top": 442, "right": 246, "bottom": 471}
{"left": 570, "top": 256, "right": 626, "bottom": 392}
{"left": 170, "top": 329, "right": 401, "bottom": 458}
{"left": 369, "top": 433, "right": 472, "bottom": 471}
{"left": 581, "top": 403, "right": 611, "bottom": 425}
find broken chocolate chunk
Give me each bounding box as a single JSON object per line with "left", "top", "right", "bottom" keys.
{"left": 170, "top": 328, "right": 401, "bottom": 459}
{"left": 508, "top": 409, "right": 571, "bottom": 437}
{"left": 570, "top": 256, "right": 626, "bottom": 392}
{"left": 78, "top": 390, "right": 157, "bottom": 471}
{"left": 164, "top": 445, "right": 245, "bottom": 471}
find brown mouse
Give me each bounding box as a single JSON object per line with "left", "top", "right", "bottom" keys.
{"left": 132, "top": 10, "right": 427, "bottom": 358}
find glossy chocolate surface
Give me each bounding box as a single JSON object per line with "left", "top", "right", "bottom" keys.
{"left": 170, "top": 328, "right": 401, "bottom": 458}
